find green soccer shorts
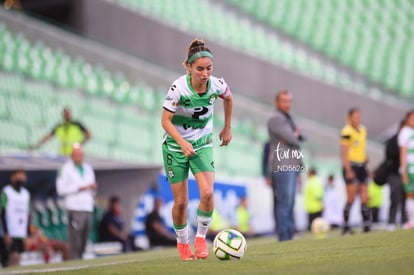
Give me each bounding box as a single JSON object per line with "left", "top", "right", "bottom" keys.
{"left": 162, "top": 143, "right": 215, "bottom": 183}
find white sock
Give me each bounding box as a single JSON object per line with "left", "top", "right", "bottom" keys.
{"left": 174, "top": 224, "right": 190, "bottom": 244}
{"left": 196, "top": 215, "right": 212, "bottom": 238}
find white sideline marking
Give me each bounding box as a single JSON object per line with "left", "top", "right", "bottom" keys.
{"left": 3, "top": 259, "right": 137, "bottom": 274}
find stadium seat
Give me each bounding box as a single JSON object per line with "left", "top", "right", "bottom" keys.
{"left": 0, "top": 93, "right": 9, "bottom": 119}
{"left": 225, "top": 0, "right": 414, "bottom": 97}
{"left": 9, "top": 96, "right": 44, "bottom": 126}
{"left": 0, "top": 21, "right": 268, "bottom": 178}
{"left": 0, "top": 119, "right": 28, "bottom": 149}
{"left": 113, "top": 0, "right": 370, "bottom": 95}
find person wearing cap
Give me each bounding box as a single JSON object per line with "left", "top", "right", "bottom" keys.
{"left": 31, "top": 108, "right": 91, "bottom": 156}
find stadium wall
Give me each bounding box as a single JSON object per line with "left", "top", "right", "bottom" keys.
{"left": 69, "top": 0, "right": 409, "bottom": 138}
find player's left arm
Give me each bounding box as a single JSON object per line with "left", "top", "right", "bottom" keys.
{"left": 82, "top": 130, "right": 91, "bottom": 145}
{"left": 220, "top": 93, "right": 233, "bottom": 146}
{"left": 74, "top": 121, "right": 91, "bottom": 145}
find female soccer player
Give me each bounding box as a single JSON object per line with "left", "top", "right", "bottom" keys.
{"left": 340, "top": 108, "right": 370, "bottom": 234}
{"left": 398, "top": 110, "right": 414, "bottom": 229}
{"left": 161, "top": 39, "right": 233, "bottom": 260}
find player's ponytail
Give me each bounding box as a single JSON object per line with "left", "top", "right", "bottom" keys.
{"left": 183, "top": 39, "right": 213, "bottom": 68}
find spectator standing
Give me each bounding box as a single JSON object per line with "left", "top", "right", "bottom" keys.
{"left": 267, "top": 90, "right": 305, "bottom": 241}
{"left": 386, "top": 119, "right": 407, "bottom": 231}
{"left": 304, "top": 168, "right": 324, "bottom": 230}
{"left": 56, "top": 144, "right": 97, "bottom": 259}
{"left": 98, "top": 196, "right": 127, "bottom": 252}
{"left": 1, "top": 169, "right": 31, "bottom": 266}
{"left": 31, "top": 108, "right": 91, "bottom": 156}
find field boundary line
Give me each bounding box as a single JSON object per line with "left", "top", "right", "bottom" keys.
{"left": 3, "top": 259, "right": 137, "bottom": 274}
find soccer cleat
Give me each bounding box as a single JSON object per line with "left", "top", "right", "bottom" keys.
{"left": 403, "top": 222, "right": 412, "bottom": 230}
{"left": 195, "top": 237, "right": 208, "bottom": 259}
{"left": 177, "top": 243, "right": 195, "bottom": 261}
{"left": 387, "top": 224, "right": 396, "bottom": 232}
{"left": 341, "top": 226, "right": 354, "bottom": 235}
{"left": 363, "top": 225, "right": 371, "bottom": 233}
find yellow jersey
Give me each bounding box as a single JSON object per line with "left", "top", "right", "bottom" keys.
{"left": 341, "top": 124, "right": 367, "bottom": 164}
{"left": 52, "top": 121, "right": 87, "bottom": 156}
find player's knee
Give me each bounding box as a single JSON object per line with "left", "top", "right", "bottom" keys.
{"left": 174, "top": 200, "right": 188, "bottom": 211}
{"left": 200, "top": 190, "right": 213, "bottom": 203}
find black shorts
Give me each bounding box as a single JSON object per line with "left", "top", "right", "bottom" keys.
{"left": 10, "top": 238, "right": 25, "bottom": 254}
{"left": 343, "top": 164, "right": 368, "bottom": 185}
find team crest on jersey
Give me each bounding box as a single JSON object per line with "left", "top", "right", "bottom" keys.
{"left": 168, "top": 167, "right": 174, "bottom": 178}
{"left": 209, "top": 94, "right": 217, "bottom": 104}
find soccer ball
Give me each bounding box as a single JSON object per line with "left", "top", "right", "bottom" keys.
{"left": 213, "top": 229, "right": 247, "bottom": 260}
{"left": 311, "top": 217, "right": 330, "bottom": 238}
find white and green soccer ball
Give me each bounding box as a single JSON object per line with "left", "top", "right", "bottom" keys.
{"left": 213, "top": 229, "right": 247, "bottom": 260}
{"left": 311, "top": 217, "right": 330, "bottom": 238}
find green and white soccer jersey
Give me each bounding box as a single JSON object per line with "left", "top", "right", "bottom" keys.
{"left": 399, "top": 126, "right": 414, "bottom": 193}
{"left": 162, "top": 74, "right": 231, "bottom": 183}
{"left": 163, "top": 74, "right": 231, "bottom": 151}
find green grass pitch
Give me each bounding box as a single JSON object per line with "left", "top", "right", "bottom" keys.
{"left": 4, "top": 229, "right": 414, "bottom": 275}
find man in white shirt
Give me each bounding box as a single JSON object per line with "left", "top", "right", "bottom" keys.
{"left": 56, "top": 144, "right": 97, "bottom": 259}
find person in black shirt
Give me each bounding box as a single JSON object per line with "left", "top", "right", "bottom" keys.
{"left": 386, "top": 119, "right": 407, "bottom": 230}
{"left": 145, "top": 198, "right": 176, "bottom": 248}
{"left": 97, "top": 196, "right": 127, "bottom": 251}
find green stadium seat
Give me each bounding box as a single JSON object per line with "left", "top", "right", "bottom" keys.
{"left": 9, "top": 96, "right": 44, "bottom": 125}
{"left": 82, "top": 112, "right": 116, "bottom": 144}
{"left": 0, "top": 20, "right": 271, "bottom": 177}
{"left": 0, "top": 119, "right": 28, "bottom": 148}
{"left": 223, "top": 0, "right": 414, "bottom": 97}
{"left": 0, "top": 93, "right": 9, "bottom": 119}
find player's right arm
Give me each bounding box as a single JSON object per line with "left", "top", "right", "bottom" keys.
{"left": 161, "top": 110, "right": 195, "bottom": 158}
{"left": 30, "top": 125, "right": 57, "bottom": 150}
